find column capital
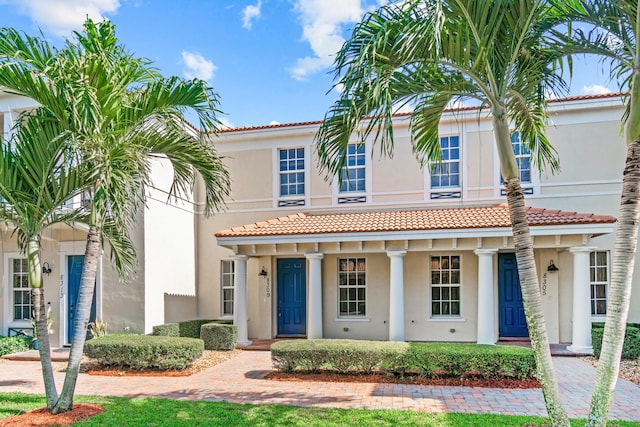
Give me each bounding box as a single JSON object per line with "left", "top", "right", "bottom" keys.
{"left": 569, "top": 246, "right": 597, "bottom": 254}
{"left": 305, "top": 252, "right": 324, "bottom": 260}
{"left": 231, "top": 254, "right": 250, "bottom": 261}
{"left": 386, "top": 250, "right": 407, "bottom": 258}
{"left": 474, "top": 248, "right": 498, "bottom": 256}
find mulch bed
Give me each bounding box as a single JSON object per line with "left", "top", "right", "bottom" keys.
{"left": 0, "top": 404, "right": 103, "bottom": 427}
{"left": 266, "top": 371, "right": 541, "bottom": 389}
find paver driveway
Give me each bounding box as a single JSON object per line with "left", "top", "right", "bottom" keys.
{"left": 0, "top": 352, "right": 639, "bottom": 420}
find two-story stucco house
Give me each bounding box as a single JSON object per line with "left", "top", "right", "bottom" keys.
{"left": 194, "top": 92, "right": 634, "bottom": 355}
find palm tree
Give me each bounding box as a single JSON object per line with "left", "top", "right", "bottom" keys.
{"left": 0, "top": 111, "right": 85, "bottom": 410}
{"left": 549, "top": 1, "right": 640, "bottom": 425}
{"left": 0, "top": 19, "right": 231, "bottom": 414}
{"left": 315, "top": 1, "right": 569, "bottom": 424}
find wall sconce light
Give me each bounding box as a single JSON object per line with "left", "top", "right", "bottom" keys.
{"left": 547, "top": 260, "right": 559, "bottom": 273}
{"left": 259, "top": 266, "right": 268, "bottom": 277}
{"left": 42, "top": 262, "right": 52, "bottom": 276}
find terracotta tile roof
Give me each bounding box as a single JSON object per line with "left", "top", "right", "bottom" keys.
{"left": 211, "top": 92, "right": 625, "bottom": 134}
{"left": 215, "top": 204, "right": 616, "bottom": 238}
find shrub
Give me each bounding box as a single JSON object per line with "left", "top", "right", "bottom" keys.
{"left": 272, "top": 339, "right": 410, "bottom": 374}
{"left": 592, "top": 325, "right": 640, "bottom": 359}
{"left": 178, "top": 319, "right": 217, "bottom": 338}
{"left": 0, "top": 336, "right": 32, "bottom": 356}
{"left": 152, "top": 323, "right": 179, "bottom": 337}
{"left": 84, "top": 334, "right": 204, "bottom": 370}
{"left": 200, "top": 323, "right": 237, "bottom": 350}
{"left": 271, "top": 339, "right": 536, "bottom": 379}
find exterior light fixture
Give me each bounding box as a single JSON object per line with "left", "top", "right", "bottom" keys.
{"left": 42, "top": 262, "right": 52, "bottom": 275}
{"left": 259, "top": 266, "right": 268, "bottom": 277}
{"left": 547, "top": 260, "right": 559, "bottom": 273}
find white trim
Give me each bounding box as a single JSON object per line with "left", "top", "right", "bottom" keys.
{"left": 331, "top": 141, "right": 372, "bottom": 205}
{"left": 334, "top": 317, "right": 370, "bottom": 322}
{"left": 218, "top": 223, "right": 615, "bottom": 247}
{"left": 272, "top": 145, "right": 311, "bottom": 208}
{"left": 427, "top": 317, "right": 467, "bottom": 322}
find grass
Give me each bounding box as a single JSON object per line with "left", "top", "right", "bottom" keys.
{"left": 1, "top": 393, "right": 639, "bottom": 426}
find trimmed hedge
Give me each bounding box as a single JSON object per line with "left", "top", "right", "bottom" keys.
{"left": 84, "top": 334, "right": 204, "bottom": 370}
{"left": 178, "top": 319, "right": 217, "bottom": 339}
{"left": 271, "top": 339, "right": 536, "bottom": 379}
{"left": 592, "top": 325, "right": 640, "bottom": 359}
{"left": 200, "top": 323, "right": 237, "bottom": 350}
{"left": 0, "top": 336, "right": 32, "bottom": 356}
{"left": 151, "top": 323, "right": 179, "bottom": 337}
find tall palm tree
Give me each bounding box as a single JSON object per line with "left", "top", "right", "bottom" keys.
{"left": 550, "top": 1, "right": 640, "bottom": 425}
{"left": 0, "top": 111, "right": 85, "bottom": 410}
{"left": 0, "top": 19, "right": 231, "bottom": 414}
{"left": 315, "top": 1, "right": 569, "bottom": 424}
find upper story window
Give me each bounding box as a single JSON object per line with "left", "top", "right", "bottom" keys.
{"left": 11, "top": 258, "right": 32, "bottom": 321}
{"left": 220, "top": 260, "right": 235, "bottom": 316}
{"left": 338, "top": 257, "right": 366, "bottom": 317}
{"left": 590, "top": 251, "right": 609, "bottom": 316}
{"left": 511, "top": 131, "right": 531, "bottom": 184}
{"left": 279, "top": 148, "right": 305, "bottom": 197}
{"left": 340, "top": 144, "right": 366, "bottom": 193}
{"left": 430, "top": 135, "right": 460, "bottom": 189}
{"left": 431, "top": 255, "right": 461, "bottom": 317}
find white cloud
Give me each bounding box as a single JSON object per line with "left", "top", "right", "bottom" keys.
{"left": 290, "top": 0, "right": 365, "bottom": 80}
{"left": 1, "top": 0, "right": 120, "bottom": 36}
{"left": 218, "top": 117, "right": 235, "bottom": 130}
{"left": 269, "top": 120, "right": 281, "bottom": 125}
{"left": 582, "top": 84, "right": 612, "bottom": 95}
{"left": 242, "top": 0, "right": 262, "bottom": 30}
{"left": 181, "top": 51, "right": 217, "bottom": 81}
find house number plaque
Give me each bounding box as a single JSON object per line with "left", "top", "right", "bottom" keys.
{"left": 542, "top": 272, "right": 548, "bottom": 296}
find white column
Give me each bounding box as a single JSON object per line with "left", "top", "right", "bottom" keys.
{"left": 568, "top": 247, "right": 596, "bottom": 353}
{"left": 475, "top": 249, "right": 498, "bottom": 345}
{"left": 387, "top": 250, "right": 407, "bottom": 342}
{"left": 305, "top": 253, "right": 324, "bottom": 339}
{"left": 232, "top": 255, "right": 251, "bottom": 346}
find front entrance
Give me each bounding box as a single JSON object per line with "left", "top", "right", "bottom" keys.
{"left": 498, "top": 253, "right": 528, "bottom": 338}
{"left": 67, "top": 255, "right": 96, "bottom": 342}
{"left": 277, "top": 258, "right": 306, "bottom": 336}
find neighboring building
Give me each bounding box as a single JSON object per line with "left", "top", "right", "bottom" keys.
{"left": 195, "top": 93, "right": 633, "bottom": 354}
{"left": 0, "top": 90, "right": 197, "bottom": 345}
{"left": 1, "top": 90, "right": 636, "bottom": 355}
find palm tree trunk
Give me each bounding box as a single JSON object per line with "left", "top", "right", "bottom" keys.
{"left": 586, "top": 140, "right": 640, "bottom": 426}
{"left": 52, "top": 226, "right": 100, "bottom": 414}
{"left": 27, "top": 239, "right": 59, "bottom": 410}
{"left": 493, "top": 112, "right": 569, "bottom": 426}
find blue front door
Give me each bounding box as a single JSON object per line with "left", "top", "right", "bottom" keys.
{"left": 277, "top": 258, "right": 306, "bottom": 335}
{"left": 67, "top": 255, "right": 96, "bottom": 341}
{"left": 498, "top": 253, "right": 529, "bottom": 338}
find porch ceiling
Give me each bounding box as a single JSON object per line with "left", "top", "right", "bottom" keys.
{"left": 215, "top": 204, "right": 616, "bottom": 255}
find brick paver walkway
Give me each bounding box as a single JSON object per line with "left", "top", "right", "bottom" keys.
{"left": 0, "top": 352, "right": 639, "bottom": 420}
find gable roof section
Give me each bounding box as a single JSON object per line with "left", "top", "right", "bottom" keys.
{"left": 215, "top": 204, "right": 616, "bottom": 238}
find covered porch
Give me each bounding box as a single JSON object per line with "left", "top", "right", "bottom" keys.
{"left": 215, "top": 204, "right": 615, "bottom": 353}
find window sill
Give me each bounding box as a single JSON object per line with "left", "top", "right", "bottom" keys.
{"left": 335, "top": 317, "right": 370, "bottom": 322}
{"left": 428, "top": 317, "right": 466, "bottom": 322}
{"left": 591, "top": 315, "right": 606, "bottom": 322}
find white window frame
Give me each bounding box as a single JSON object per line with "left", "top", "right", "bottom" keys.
{"left": 278, "top": 147, "right": 305, "bottom": 198}
{"left": 430, "top": 135, "right": 461, "bottom": 189}
{"left": 430, "top": 254, "right": 462, "bottom": 318}
{"left": 339, "top": 143, "right": 366, "bottom": 194}
{"left": 337, "top": 257, "right": 367, "bottom": 318}
{"left": 2, "top": 253, "right": 32, "bottom": 334}
{"left": 510, "top": 131, "right": 532, "bottom": 184}
{"left": 221, "top": 260, "right": 235, "bottom": 317}
{"left": 590, "top": 251, "right": 609, "bottom": 318}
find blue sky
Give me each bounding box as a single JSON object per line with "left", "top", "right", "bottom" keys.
{"left": 0, "top": 0, "right": 619, "bottom": 128}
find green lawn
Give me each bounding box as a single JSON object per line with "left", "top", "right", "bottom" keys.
{"left": 1, "top": 393, "right": 639, "bottom": 426}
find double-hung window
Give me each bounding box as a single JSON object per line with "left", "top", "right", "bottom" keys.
{"left": 431, "top": 255, "right": 461, "bottom": 317}
{"left": 338, "top": 258, "right": 366, "bottom": 317}
{"left": 340, "top": 144, "right": 366, "bottom": 193}
{"left": 430, "top": 135, "right": 460, "bottom": 189}
{"left": 221, "top": 260, "right": 235, "bottom": 316}
{"left": 279, "top": 148, "right": 305, "bottom": 197}
{"left": 510, "top": 131, "right": 532, "bottom": 184}
{"left": 590, "top": 251, "right": 609, "bottom": 316}
{"left": 11, "top": 258, "right": 31, "bottom": 321}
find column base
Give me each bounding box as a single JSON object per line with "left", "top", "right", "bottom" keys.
{"left": 236, "top": 340, "right": 253, "bottom": 347}
{"left": 567, "top": 344, "right": 593, "bottom": 355}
